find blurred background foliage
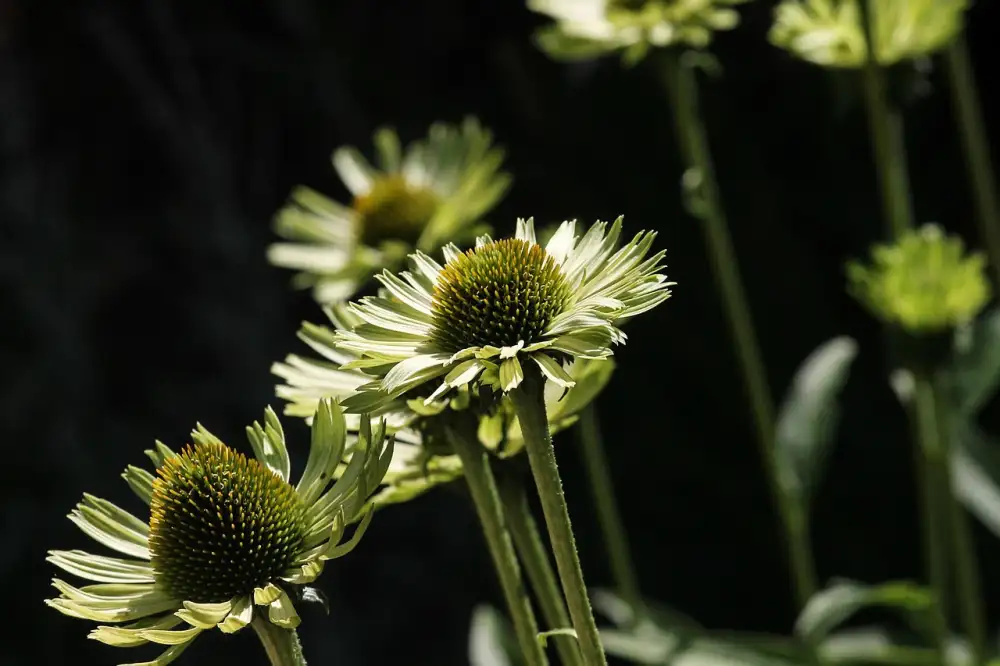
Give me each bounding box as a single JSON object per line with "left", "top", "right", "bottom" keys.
{"left": 2, "top": 0, "right": 998, "bottom": 664}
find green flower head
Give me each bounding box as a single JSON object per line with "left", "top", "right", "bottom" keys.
{"left": 267, "top": 117, "right": 511, "bottom": 304}
{"left": 271, "top": 303, "right": 616, "bottom": 506}
{"left": 46, "top": 400, "right": 392, "bottom": 666}
{"left": 770, "top": 0, "right": 968, "bottom": 68}
{"left": 333, "top": 216, "right": 672, "bottom": 409}
{"left": 530, "top": 0, "right": 748, "bottom": 65}
{"left": 847, "top": 224, "right": 990, "bottom": 333}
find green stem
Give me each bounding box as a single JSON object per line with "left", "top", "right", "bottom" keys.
{"left": 251, "top": 617, "right": 308, "bottom": 666}
{"left": 510, "top": 370, "right": 608, "bottom": 666}
{"left": 944, "top": 35, "right": 1000, "bottom": 280}
{"left": 658, "top": 51, "right": 818, "bottom": 609}
{"left": 858, "top": 0, "right": 914, "bottom": 240}
{"left": 499, "top": 472, "right": 585, "bottom": 666}
{"left": 446, "top": 419, "right": 549, "bottom": 666}
{"left": 913, "top": 373, "right": 986, "bottom": 665}
{"left": 576, "top": 405, "right": 642, "bottom": 616}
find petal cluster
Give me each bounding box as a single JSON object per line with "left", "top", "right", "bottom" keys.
{"left": 530, "top": 0, "right": 748, "bottom": 65}
{"left": 46, "top": 400, "right": 392, "bottom": 666}
{"left": 267, "top": 117, "right": 511, "bottom": 303}
{"left": 770, "top": 0, "right": 967, "bottom": 68}
{"left": 847, "top": 223, "right": 990, "bottom": 333}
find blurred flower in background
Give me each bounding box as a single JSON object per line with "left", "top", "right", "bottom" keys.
{"left": 267, "top": 118, "right": 511, "bottom": 303}
{"left": 769, "top": 0, "right": 968, "bottom": 68}
{"left": 529, "top": 0, "right": 748, "bottom": 65}
{"left": 847, "top": 223, "right": 990, "bottom": 333}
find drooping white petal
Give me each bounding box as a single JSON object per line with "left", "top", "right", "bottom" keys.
{"left": 532, "top": 354, "right": 577, "bottom": 388}
{"left": 499, "top": 356, "right": 525, "bottom": 391}
{"left": 245, "top": 407, "right": 292, "bottom": 482}
{"left": 68, "top": 495, "right": 150, "bottom": 560}
{"left": 332, "top": 147, "right": 376, "bottom": 196}
{"left": 267, "top": 589, "right": 301, "bottom": 629}
{"left": 296, "top": 398, "right": 348, "bottom": 506}
{"left": 544, "top": 220, "right": 578, "bottom": 265}
{"left": 175, "top": 600, "right": 233, "bottom": 629}
{"left": 47, "top": 586, "right": 175, "bottom": 623}
{"left": 515, "top": 217, "right": 537, "bottom": 245}
{"left": 122, "top": 465, "right": 155, "bottom": 506}
{"left": 218, "top": 595, "right": 255, "bottom": 634}
{"left": 138, "top": 625, "right": 203, "bottom": 646}
{"left": 90, "top": 615, "right": 183, "bottom": 647}
{"left": 381, "top": 353, "right": 453, "bottom": 396}
{"left": 47, "top": 550, "right": 155, "bottom": 584}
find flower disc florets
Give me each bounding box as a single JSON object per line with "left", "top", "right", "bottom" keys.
{"left": 429, "top": 238, "right": 572, "bottom": 352}
{"left": 353, "top": 175, "right": 440, "bottom": 247}
{"left": 149, "top": 443, "right": 306, "bottom": 604}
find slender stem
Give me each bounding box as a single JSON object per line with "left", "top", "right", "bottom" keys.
{"left": 913, "top": 373, "right": 987, "bottom": 665}
{"left": 446, "top": 419, "right": 549, "bottom": 666}
{"left": 858, "top": 0, "right": 915, "bottom": 240}
{"left": 576, "top": 405, "right": 642, "bottom": 615}
{"left": 510, "top": 370, "right": 607, "bottom": 666}
{"left": 251, "top": 617, "right": 308, "bottom": 666}
{"left": 944, "top": 35, "right": 1000, "bottom": 280}
{"left": 499, "top": 471, "right": 585, "bottom": 666}
{"left": 658, "top": 51, "right": 818, "bottom": 609}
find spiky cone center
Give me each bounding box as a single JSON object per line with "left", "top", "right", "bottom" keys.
{"left": 352, "top": 175, "right": 440, "bottom": 247}
{"left": 429, "top": 238, "right": 571, "bottom": 352}
{"left": 148, "top": 443, "right": 306, "bottom": 604}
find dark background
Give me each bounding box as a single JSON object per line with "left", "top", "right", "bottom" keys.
{"left": 3, "top": 1, "right": 999, "bottom": 664}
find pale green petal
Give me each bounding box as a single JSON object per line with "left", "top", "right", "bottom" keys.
{"left": 69, "top": 495, "right": 150, "bottom": 560}
{"left": 500, "top": 356, "right": 525, "bottom": 391}
{"left": 407, "top": 251, "right": 444, "bottom": 285}
{"left": 122, "top": 465, "right": 155, "bottom": 506}
{"left": 381, "top": 353, "right": 452, "bottom": 395}
{"left": 282, "top": 559, "right": 325, "bottom": 586}
{"left": 545, "top": 219, "right": 578, "bottom": 265}
{"left": 332, "top": 146, "right": 376, "bottom": 196}
{"left": 47, "top": 550, "right": 155, "bottom": 584}
{"left": 175, "top": 600, "right": 232, "bottom": 629}
{"left": 139, "top": 625, "right": 202, "bottom": 645}
{"left": 515, "top": 217, "right": 537, "bottom": 244}
{"left": 90, "top": 615, "right": 183, "bottom": 647}
{"left": 321, "top": 505, "right": 375, "bottom": 560}
{"left": 296, "top": 397, "right": 347, "bottom": 506}
{"left": 267, "top": 589, "right": 301, "bottom": 629}
{"left": 245, "top": 407, "right": 291, "bottom": 482}
{"left": 144, "top": 441, "right": 176, "bottom": 469}
{"left": 374, "top": 270, "right": 435, "bottom": 314}
{"left": 532, "top": 354, "right": 577, "bottom": 388}
{"left": 218, "top": 595, "right": 255, "bottom": 634}
{"left": 47, "top": 586, "right": 176, "bottom": 623}
{"left": 266, "top": 242, "right": 351, "bottom": 273}
{"left": 547, "top": 327, "right": 615, "bottom": 358}
{"left": 254, "top": 583, "right": 283, "bottom": 606}
{"left": 374, "top": 127, "right": 402, "bottom": 172}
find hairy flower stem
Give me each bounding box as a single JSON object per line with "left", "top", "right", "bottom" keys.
{"left": 577, "top": 405, "right": 642, "bottom": 617}
{"left": 251, "top": 618, "right": 308, "bottom": 666}
{"left": 445, "top": 419, "right": 549, "bottom": 666}
{"left": 499, "top": 471, "right": 585, "bottom": 666}
{"left": 658, "top": 51, "right": 818, "bottom": 610}
{"left": 944, "top": 35, "right": 1000, "bottom": 281}
{"left": 858, "top": 0, "right": 913, "bottom": 240}
{"left": 511, "top": 370, "right": 607, "bottom": 666}
{"left": 913, "top": 373, "right": 987, "bottom": 666}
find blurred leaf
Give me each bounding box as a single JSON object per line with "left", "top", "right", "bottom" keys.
{"left": 952, "top": 421, "right": 1000, "bottom": 539}
{"left": 820, "top": 627, "right": 973, "bottom": 665}
{"left": 774, "top": 336, "right": 859, "bottom": 503}
{"left": 795, "top": 580, "right": 932, "bottom": 643}
{"left": 469, "top": 605, "right": 522, "bottom": 666}
{"left": 951, "top": 306, "right": 1000, "bottom": 417}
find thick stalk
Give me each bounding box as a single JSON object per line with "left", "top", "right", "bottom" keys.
{"left": 576, "top": 405, "right": 642, "bottom": 615}
{"left": 858, "top": 0, "right": 914, "bottom": 240}
{"left": 914, "top": 373, "right": 987, "bottom": 665}
{"left": 944, "top": 35, "right": 1000, "bottom": 280}
{"left": 499, "top": 472, "right": 585, "bottom": 666}
{"left": 658, "top": 51, "right": 818, "bottom": 608}
{"left": 510, "top": 370, "right": 607, "bottom": 666}
{"left": 446, "top": 420, "right": 549, "bottom": 666}
{"left": 251, "top": 617, "right": 308, "bottom": 666}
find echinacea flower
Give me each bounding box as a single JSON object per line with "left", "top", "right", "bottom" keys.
{"left": 529, "top": 0, "right": 748, "bottom": 65}
{"left": 847, "top": 223, "right": 990, "bottom": 333}
{"left": 46, "top": 400, "right": 392, "bottom": 665}
{"left": 271, "top": 301, "right": 616, "bottom": 505}
{"left": 770, "top": 0, "right": 967, "bottom": 68}
{"left": 267, "top": 117, "right": 511, "bottom": 304}
{"left": 333, "top": 217, "right": 672, "bottom": 412}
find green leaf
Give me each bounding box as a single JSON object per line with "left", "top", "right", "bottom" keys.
{"left": 774, "top": 336, "right": 859, "bottom": 503}
{"left": 468, "top": 605, "right": 522, "bottom": 666}
{"left": 951, "top": 420, "right": 1000, "bottom": 539}
{"left": 819, "top": 627, "right": 968, "bottom": 665}
{"left": 951, "top": 306, "right": 1000, "bottom": 417}
{"left": 795, "top": 580, "right": 932, "bottom": 643}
